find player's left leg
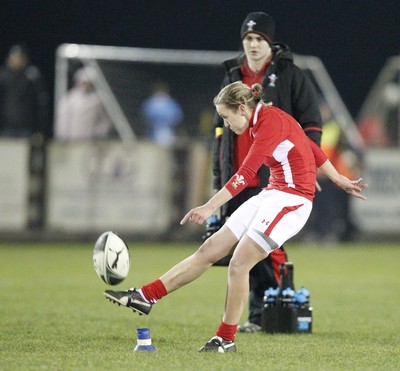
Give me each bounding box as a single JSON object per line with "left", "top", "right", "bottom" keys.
{"left": 199, "top": 235, "right": 269, "bottom": 353}
{"left": 239, "top": 246, "right": 287, "bottom": 332}
{"left": 201, "top": 190, "right": 312, "bottom": 351}
{"left": 223, "top": 235, "right": 268, "bottom": 325}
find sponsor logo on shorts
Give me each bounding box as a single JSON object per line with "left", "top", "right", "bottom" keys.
{"left": 261, "top": 219, "right": 270, "bottom": 226}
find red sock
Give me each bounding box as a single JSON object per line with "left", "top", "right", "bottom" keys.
{"left": 141, "top": 279, "right": 168, "bottom": 303}
{"left": 216, "top": 321, "right": 237, "bottom": 342}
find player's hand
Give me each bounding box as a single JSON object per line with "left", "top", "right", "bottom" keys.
{"left": 336, "top": 176, "right": 368, "bottom": 200}
{"left": 180, "top": 204, "right": 214, "bottom": 225}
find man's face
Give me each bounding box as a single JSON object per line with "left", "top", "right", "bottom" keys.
{"left": 7, "top": 52, "right": 28, "bottom": 71}
{"left": 242, "top": 33, "right": 272, "bottom": 64}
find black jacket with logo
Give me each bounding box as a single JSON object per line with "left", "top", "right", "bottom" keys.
{"left": 212, "top": 43, "right": 322, "bottom": 216}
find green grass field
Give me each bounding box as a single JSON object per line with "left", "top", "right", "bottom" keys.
{"left": 1, "top": 241, "right": 399, "bottom": 370}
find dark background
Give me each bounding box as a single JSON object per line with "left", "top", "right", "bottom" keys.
{"left": 2, "top": 0, "right": 399, "bottom": 120}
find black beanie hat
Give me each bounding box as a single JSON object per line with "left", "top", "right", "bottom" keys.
{"left": 240, "top": 12, "right": 275, "bottom": 45}
{"left": 8, "top": 43, "right": 30, "bottom": 57}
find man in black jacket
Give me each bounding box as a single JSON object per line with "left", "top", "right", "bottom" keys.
{"left": 212, "top": 12, "right": 322, "bottom": 332}
{"left": 0, "top": 44, "right": 49, "bottom": 138}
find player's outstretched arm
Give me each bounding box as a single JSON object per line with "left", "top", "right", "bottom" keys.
{"left": 319, "top": 159, "right": 368, "bottom": 200}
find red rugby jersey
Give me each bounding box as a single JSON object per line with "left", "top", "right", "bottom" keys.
{"left": 225, "top": 104, "right": 326, "bottom": 202}
{"left": 234, "top": 59, "right": 270, "bottom": 187}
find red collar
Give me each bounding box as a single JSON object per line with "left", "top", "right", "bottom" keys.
{"left": 240, "top": 59, "right": 270, "bottom": 84}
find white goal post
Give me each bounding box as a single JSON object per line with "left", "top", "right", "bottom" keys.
{"left": 55, "top": 43, "right": 364, "bottom": 151}
{"left": 51, "top": 44, "right": 370, "bottom": 237}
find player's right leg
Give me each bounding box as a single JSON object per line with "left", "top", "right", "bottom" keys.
{"left": 104, "top": 225, "right": 238, "bottom": 314}
{"left": 158, "top": 225, "right": 238, "bottom": 293}
{"left": 104, "top": 288, "right": 152, "bottom": 315}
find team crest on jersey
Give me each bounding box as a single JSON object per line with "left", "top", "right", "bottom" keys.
{"left": 268, "top": 73, "right": 278, "bottom": 87}
{"left": 230, "top": 174, "right": 245, "bottom": 189}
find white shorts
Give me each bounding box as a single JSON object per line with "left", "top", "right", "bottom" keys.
{"left": 225, "top": 189, "right": 312, "bottom": 253}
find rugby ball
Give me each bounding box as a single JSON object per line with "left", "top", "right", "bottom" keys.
{"left": 93, "top": 231, "right": 130, "bottom": 285}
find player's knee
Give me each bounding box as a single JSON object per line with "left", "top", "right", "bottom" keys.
{"left": 196, "top": 238, "right": 220, "bottom": 264}
{"left": 228, "top": 256, "right": 249, "bottom": 278}
{"left": 199, "top": 232, "right": 234, "bottom": 263}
